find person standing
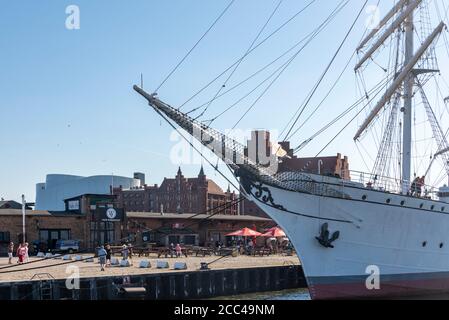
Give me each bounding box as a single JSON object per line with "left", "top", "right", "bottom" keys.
{"left": 24, "top": 242, "right": 29, "bottom": 263}
{"left": 418, "top": 176, "right": 426, "bottom": 197}
{"left": 105, "top": 244, "right": 112, "bottom": 267}
{"left": 169, "top": 243, "right": 175, "bottom": 258}
{"left": 127, "top": 243, "right": 133, "bottom": 265}
{"left": 98, "top": 245, "right": 107, "bottom": 271}
{"left": 121, "top": 244, "right": 129, "bottom": 261}
{"left": 7, "top": 242, "right": 14, "bottom": 264}
{"left": 175, "top": 243, "right": 182, "bottom": 258}
{"left": 17, "top": 243, "right": 26, "bottom": 264}
{"left": 411, "top": 176, "right": 419, "bottom": 196}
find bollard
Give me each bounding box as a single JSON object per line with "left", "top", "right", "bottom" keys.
{"left": 174, "top": 262, "right": 187, "bottom": 270}
{"left": 156, "top": 261, "right": 169, "bottom": 269}
{"left": 120, "top": 259, "right": 130, "bottom": 267}
{"left": 139, "top": 260, "right": 151, "bottom": 268}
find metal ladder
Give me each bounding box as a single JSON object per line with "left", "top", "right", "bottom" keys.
{"left": 31, "top": 273, "right": 54, "bottom": 300}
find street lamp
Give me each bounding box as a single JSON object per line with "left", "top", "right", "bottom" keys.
{"left": 21, "top": 194, "right": 26, "bottom": 244}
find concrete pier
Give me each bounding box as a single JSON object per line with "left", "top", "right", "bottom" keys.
{"left": 0, "top": 265, "right": 306, "bottom": 300}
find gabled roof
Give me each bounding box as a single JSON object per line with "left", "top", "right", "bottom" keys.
{"left": 0, "top": 201, "right": 22, "bottom": 210}
{"left": 207, "top": 180, "right": 225, "bottom": 195}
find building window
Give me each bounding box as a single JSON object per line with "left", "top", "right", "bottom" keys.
{"left": 0, "top": 231, "right": 10, "bottom": 243}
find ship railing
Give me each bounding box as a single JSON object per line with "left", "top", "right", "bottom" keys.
{"left": 343, "top": 170, "right": 440, "bottom": 200}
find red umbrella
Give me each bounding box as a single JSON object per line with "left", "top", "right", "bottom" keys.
{"left": 226, "top": 227, "right": 262, "bottom": 237}
{"left": 261, "top": 227, "right": 286, "bottom": 237}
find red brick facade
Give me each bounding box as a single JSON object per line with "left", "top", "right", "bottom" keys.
{"left": 0, "top": 210, "right": 88, "bottom": 254}
{"left": 115, "top": 167, "right": 238, "bottom": 215}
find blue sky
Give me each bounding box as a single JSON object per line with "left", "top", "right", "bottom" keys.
{"left": 1, "top": 0, "right": 448, "bottom": 202}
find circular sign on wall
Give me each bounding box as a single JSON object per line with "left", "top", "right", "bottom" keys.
{"left": 106, "top": 208, "right": 117, "bottom": 219}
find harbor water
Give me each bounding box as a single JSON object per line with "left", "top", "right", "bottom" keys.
{"left": 211, "top": 288, "right": 311, "bottom": 300}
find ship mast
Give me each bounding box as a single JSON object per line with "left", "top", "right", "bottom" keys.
{"left": 353, "top": 0, "right": 446, "bottom": 193}
{"left": 402, "top": 11, "right": 414, "bottom": 193}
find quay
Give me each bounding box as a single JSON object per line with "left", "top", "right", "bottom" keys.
{"left": 0, "top": 255, "right": 306, "bottom": 300}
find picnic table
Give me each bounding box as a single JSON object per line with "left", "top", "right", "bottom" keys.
{"left": 156, "top": 247, "right": 188, "bottom": 258}
{"left": 133, "top": 247, "right": 152, "bottom": 257}
{"left": 215, "top": 247, "right": 235, "bottom": 256}
{"left": 193, "top": 247, "right": 215, "bottom": 257}
{"left": 252, "top": 247, "right": 271, "bottom": 257}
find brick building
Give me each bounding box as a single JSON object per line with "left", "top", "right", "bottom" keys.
{"left": 240, "top": 131, "right": 350, "bottom": 217}
{"left": 126, "top": 212, "right": 274, "bottom": 247}
{"left": 278, "top": 141, "right": 350, "bottom": 179}
{"left": 0, "top": 209, "right": 86, "bottom": 255}
{"left": 0, "top": 200, "right": 27, "bottom": 210}
{"left": 0, "top": 194, "right": 126, "bottom": 254}
{"left": 115, "top": 167, "right": 238, "bottom": 215}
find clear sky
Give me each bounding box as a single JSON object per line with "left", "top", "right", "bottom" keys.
{"left": 1, "top": 0, "right": 448, "bottom": 202}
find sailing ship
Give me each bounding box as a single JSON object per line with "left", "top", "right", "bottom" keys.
{"left": 134, "top": 0, "right": 449, "bottom": 299}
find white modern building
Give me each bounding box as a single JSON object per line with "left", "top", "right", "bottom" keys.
{"left": 35, "top": 174, "right": 142, "bottom": 211}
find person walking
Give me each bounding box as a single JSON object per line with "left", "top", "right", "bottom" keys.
{"left": 105, "top": 244, "right": 112, "bottom": 267}
{"left": 7, "top": 242, "right": 14, "bottom": 264}
{"left": 98, "top": 245, "right": 107, "bottom": 271}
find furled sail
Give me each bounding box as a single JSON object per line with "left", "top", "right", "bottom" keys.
{"left": 353, "top": 22, "right": 446, "bottom": 141}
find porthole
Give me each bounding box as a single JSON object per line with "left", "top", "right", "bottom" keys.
{"left": 362, "top": 195, "right": 367, "bottom": 201}
{"left": 420, "top": 203, "right": 424, "bottom": 209}
{"left": 400, "top": 200, "right": 405, "bottom": 206}
{"left": 440, "top": 243, "right": 444, "bottom": 248}
{"left": 442, "top": 207, "right": 445, "bottom": 212}
{"left": 422, "top": 241, "right": 427, "bottom": 247}
{"left": 386, "top": 199, "right": 391, "bottom": 204}
{"left": 431, "top": 205, "right": 435, "bottom": 210}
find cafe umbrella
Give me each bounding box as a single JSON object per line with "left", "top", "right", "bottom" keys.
{"left": 261, "top": 227, "right": 286, "bottom": 237}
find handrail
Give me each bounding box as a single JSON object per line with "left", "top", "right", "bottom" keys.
{"left": 344, "top": 170, "right": 440, "bottom": 200}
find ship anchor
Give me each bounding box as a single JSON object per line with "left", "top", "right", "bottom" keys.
{"left": 316, "top": 223, "right": 340, "bottom": 248}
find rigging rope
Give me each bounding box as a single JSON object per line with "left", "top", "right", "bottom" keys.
{"left": 179, "top": 0, "right": 317, "bottom": 111}
{"left": 282, "top": 0, "right": 369, "bottom": 143}
{"left": 230, "top": 0, "right": 351, "bottom": 131}
{"left": 154, "top": 0, "right": 236, "bottom": 93}
{"left": 202, "top": 1, "right": 348, "bottom": 124}
{"left": 293, "top": 76, "right": 392, "bottom": 152}
{"left": 195, "top": 0, "right": 284, "bottom": 122}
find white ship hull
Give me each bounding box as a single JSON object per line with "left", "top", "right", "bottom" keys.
{"left": 241, "top": 172, "right": 449, "bottom": 299}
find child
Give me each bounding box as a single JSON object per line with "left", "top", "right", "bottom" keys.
{"left": 7, "top": 242, "right": 14, "bottom": 264}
